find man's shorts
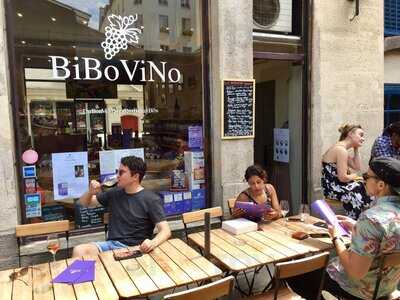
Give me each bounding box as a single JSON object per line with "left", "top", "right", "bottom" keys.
{"left": 93, "top": 240, "right": 128, "bottom": 252}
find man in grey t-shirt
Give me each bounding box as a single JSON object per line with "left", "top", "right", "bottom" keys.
{"left": 72, "top": 156, "right": 171, "bottom": 257}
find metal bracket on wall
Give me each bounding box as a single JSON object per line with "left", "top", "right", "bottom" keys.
{"left": 348, "top": 0, "right": 360, "bottom": 21}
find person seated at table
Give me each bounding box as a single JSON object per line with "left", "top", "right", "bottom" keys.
{"left": 286, "top": 157, "right": 400, "bottom": 300}
{"left": 232, "top": 165, "right": 281, "bottom": 221}
{"left": 321, "top": 123, "right": 372, "bottom": 219}
{"left": 370, "top": 121, "right": 400, "bottom": 160}
{"left": 72, "top": 156, "right": 171, "bottom": 257}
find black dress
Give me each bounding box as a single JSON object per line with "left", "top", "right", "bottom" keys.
{"left": 321, "top": 162, "right": 372, "bottom": 219}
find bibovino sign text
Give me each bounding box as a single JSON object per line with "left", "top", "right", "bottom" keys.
{"left": 49, "top": 56, "right": 182, "bottom": 83}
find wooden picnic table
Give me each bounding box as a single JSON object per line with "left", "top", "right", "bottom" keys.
{"left": 187, "top": 216, "right": 336, "bottom": 274}
{"left": 0, "top": 238, "right": 222, "bottom": 300}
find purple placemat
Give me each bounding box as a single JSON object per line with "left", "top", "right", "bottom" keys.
{"left": 53, "top": 260, "right": 95, "bottom": 284}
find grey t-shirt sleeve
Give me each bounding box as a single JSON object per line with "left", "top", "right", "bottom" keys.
{"left": 147, "top": 193, "right": 166, "bottom": 224}
{"left": 96, "top": 189, "right": 116, "bottom": 207}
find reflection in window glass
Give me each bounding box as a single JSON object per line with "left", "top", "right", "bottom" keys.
{"left": 159, "top": 15, "right": 169, "bottom": 33}
{"left": 7, "top": 0, "right": 205, "bottom": 227}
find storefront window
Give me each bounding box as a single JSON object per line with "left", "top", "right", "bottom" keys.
{"left": 7, "top": 0, "right": 206, "bottom": 228}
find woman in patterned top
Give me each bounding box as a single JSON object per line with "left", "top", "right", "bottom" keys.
{"left": 321, "top": 124, "right": 372, "bottom": 219}
{"left": 232, "top": 165, "right": 281, "bottom": 221}
{"left": 287, "top": 157, "right": 400, "bottom": 300}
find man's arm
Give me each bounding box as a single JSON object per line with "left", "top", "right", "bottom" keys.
{"left": 140, "top": 221, "right": 171, "bottom": 253}
{"left": 79, "top": 180, "right": 101, "bottom": 207}
{"left": 333, "top": 237, "right": 373, "bottom": 279}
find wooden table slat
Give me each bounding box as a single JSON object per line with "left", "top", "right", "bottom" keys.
{"left": 32, "top": 263, "right": 54, "bottom": 300}
{"left": 135, "top": 254, "right": 175, "bottom": 290}
{"left": 199, "top": 232, "right": 260, "bottom": 267}
{"left": 12, "top": 267, "right": 33, "bottom": 300}
{"left": 99, "top": 251, "right": 140, "bottom": 299}
{"left": 82, "top": 256, "right": 118, "bottom": 300}
{"left": 188, "top": 233, "right": 247, "bottom": 272}
{"left": 66, "top": 258, "right": 98, "bottom": 300}
{"left": 213, "top": 229, "right": 273, "bottom": 264}
{"left": 258, "top": 227, "right": 326, "bottom": 253}
{"left": 167, "top": 239, "right": 222, "bottom": 278}
{"left": 49, "top": 260, "right": 76, "bottom": 300}
{"left": 246, "top": 231, "right": 300, "bottom": 257}
{"left": 149, "top": 247, "right": 193, "bottom": 286}
{"left": 0, "top": 268, "right": 14, "bottom": 300}
{"left": 159, "top": 241, "right": 208, "bottom": 282}
{"left": 237, "top": 233, "right": 287, "bottom": 261}
{"left": 118, "top": 256, "right": 158, "bottom": 295}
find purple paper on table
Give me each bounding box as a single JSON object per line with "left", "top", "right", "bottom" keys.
{"left": 52, "top": 260, "right": 95, "bottom": 284}
{"left": 234, "top": 201, "right": 272, "bottom": 218}
{"left": 311, "top": 199, "right": 350, "bottom": 236}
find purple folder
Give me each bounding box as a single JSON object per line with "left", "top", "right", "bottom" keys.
{"left": 53, "top": 260, "right": 95, "bottom": 284}
{"left": 234, "top": 201, "right": 272, "bottom": 218}
{"left": 311, "top": 199, "right": 350, "bottom": 236}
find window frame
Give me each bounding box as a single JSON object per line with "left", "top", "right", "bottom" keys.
{"left": 5, "top": 0, "right": 212, "bottom": 226}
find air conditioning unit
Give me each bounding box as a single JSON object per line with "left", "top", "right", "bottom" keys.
{"left": 253, "top": 0, "right": 293, "bottom": 34}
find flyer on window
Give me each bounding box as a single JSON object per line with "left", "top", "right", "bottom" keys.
{"left": 273, "top": 128, "right": 290, "bottom": 163}
{"left": 25, "top": 193, "right": 41, "bottom": 218}
{"left": 52, "top": 152, "right": 89, "bottom": 200}
{"left": 99, "top": 148, "right": 144, "bottom": 181}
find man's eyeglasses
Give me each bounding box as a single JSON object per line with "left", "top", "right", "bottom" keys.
{"left": 9, "top": 266, "right": 38, "bottom": 286}
{"left": 362, "top": 172, "right": 379, "bottom": 181}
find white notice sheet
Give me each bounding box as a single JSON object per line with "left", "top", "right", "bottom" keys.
{"left": 52, "top": 152, "right": 88, "bottom": 200}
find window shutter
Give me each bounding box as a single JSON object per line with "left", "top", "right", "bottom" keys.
{"left": 385, "top": 0, "right": 400, "bottom": 36}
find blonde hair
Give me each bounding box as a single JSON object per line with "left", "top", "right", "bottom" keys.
{"left": 338, "top": 124, "right": 362, "bottom": 141}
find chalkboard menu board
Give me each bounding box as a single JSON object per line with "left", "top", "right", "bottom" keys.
{"left": 74, "top": 203, "right": 106, "bottom": 228}
{"left": 222, "top": 79, "right": 255, "bottom": 139}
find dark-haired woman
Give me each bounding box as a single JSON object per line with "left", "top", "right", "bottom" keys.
{"left": 232, "top": 165, "right": 282, "bottom": 221}
{"left": 321, "top": 124, "right": 372, "bottom": 219}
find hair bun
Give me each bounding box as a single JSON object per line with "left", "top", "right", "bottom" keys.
{"left": 338, "top": 124, "right": 347, "bottom": 133}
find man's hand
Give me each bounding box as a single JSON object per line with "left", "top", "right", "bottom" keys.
{"left": 139, "top": 239, "right": 157, "bottom": 253}
{"left": 337, "top": 215, "right": 356, "bottom": 233}
{"left": 327, "top": 224, "right": 339, "bottom": 239}
{"left": 89, "top": 180, "right": 101, "bottom": 195}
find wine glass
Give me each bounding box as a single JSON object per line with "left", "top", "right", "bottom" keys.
{"left": 47, "top": 234, "right": 60, "bottom": 262}
{"left": 280, "top": 200, "right": 290, "bottom": 219}
{"left": 300, "top": 203, "right": 310, "bottom": 222}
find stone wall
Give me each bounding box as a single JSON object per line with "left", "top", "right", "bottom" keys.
{"left": 0, "top": 0, "right": 20, "bottom": 267}
{"left": 209, "top": 0, "right": 253, "bottom": 211}
{"left": 385, "top": 50, "right": 400, "bottom": 84}
{"left": 310, "top": 0, "right": 384, "bottom": 200}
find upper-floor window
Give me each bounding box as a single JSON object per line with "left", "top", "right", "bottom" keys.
{"left": 159, "top": 0, "right": 168, "bottom": 6}
{"left": 159, "top": 15, "right": 169, "bottom": 33}
{"left": 182, "top": 18, "right": 192, "bottom": 36}
{"left": 181, "top": 0, "right": 190, "bottom": 9}
{"left": 134, "top": 0, "right": 142, "bottom": 4}
{"left": 385, "top": 0, "right": 400, "bottom": 35}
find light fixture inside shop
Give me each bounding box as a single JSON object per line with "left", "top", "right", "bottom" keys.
{"left": 21, "top": 40, "right": 26, "bottom": 44}
{"left": 17, "top": 12, "right": 23, "bottom": 18}
{"left": 47, "top": 43, "right": 52, "bottom": 46}
{"left": 26, "top": 57, "right": 31, "bottom": 61}
{"left": 51, "top": 17, "right": 56, "bottom": 22}
{"left": 72, "top": 45, "right": 76, "bottom": 49}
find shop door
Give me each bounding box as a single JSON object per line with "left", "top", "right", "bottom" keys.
{"left": 254, "top": 81, "right": 275, "bottom": 170}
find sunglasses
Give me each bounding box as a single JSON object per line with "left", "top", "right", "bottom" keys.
{"left": 362, "top": 172, "right": 379, "bottom": 181}
{"left": 9, "top": 266, "right": 39, "bottom": 286}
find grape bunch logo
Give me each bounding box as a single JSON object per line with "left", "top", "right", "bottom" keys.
{"left": 101, "top": 14, "right": 142, "bottom": 60}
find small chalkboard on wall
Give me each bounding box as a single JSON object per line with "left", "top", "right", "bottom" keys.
{"left": 222, "top": 79, "right": 255, "bottom": 139}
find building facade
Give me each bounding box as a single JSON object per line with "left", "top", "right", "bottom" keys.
{"left": 0, "top": 0, "right": 383, "bottom": 268}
